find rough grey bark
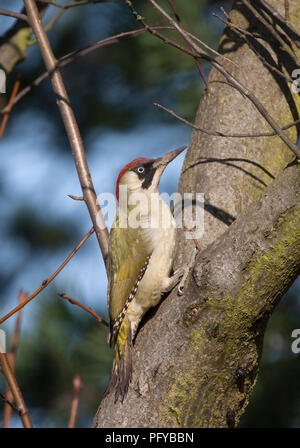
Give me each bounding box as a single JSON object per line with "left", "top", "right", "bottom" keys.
{"left": 93, "top": 0, "right": 300, "bottom": 427}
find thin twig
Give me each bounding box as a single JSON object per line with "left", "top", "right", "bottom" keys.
{"left": 284, "top": 0, "right": 289, "bottom": 23}
{"left": 258, "top": 0, "right": 300, "bottom": 48}
{"left": 0, "top": 26, "right": 173, "bottom": 115}
{"left": 185, "top": 29, "right": 239, "bottom": 69}
{"left": 0, "top": 351, "right": 32, "bottom": 428}
{"left": 0, "top": 228, "right": 94, "bottom": 325}
{"left": 37, "top": 0, "right": 117, "bottom": 9}
{"left": 44, "top": 6, "right": 65, "bottom": 32}
{"left": 210, "top": 58, "right": 300, "bottom": 158}
{"left": 43, "top": 0, "right": 113, "bottom": 32}
{"left": 213, "top": 11, "right": 292, "bottom": 83}
{"left": 0, "top": 392, "right": 19, "bottom": 413}
{"left": 59, "top": 293, "right": 109, "bottom": 327}
{"left": 124, "top": 1, "right": 199, "bottom": 60}
{"left": 166, "top": 0, "right": 209, "bottom": 90}
{"left": 0, "top": 9, "right": 28, "bottom": 22}
{"left": 148, "top": 0, "right": 210, "bottom": 57}
{"left": 68, "top": 194, "right": 84, "bottom": 201}
{"left": 2, "top": 291, "right": 27, "bottom": 428}
{"left": 68, "top": 374, "right": 83, "bottom": 428}
{"left": 148, "top": 0, "right": 300, "bottom": 158}
{"left": 0, "top": 80, "right": 21, "bottom": 140}
{"left": 215, "top": 11, "right": 244, "bottom": 32}
{"left": 188, "top": 230, "right": 201, "bottom": 252}
{"left": 154, "top": 102, "right": 300, "bottom": 138}
{"left": 24, "top": 0, "right": 109, "bottom": 271}
{"left": 259, "top": 0, "right": 289, "bottom": 23}
{"left": 9, "top": 292, "right": 27, "bottom": 356}
{"left": 240, "top": 0, "right": 299, "bottom": 66}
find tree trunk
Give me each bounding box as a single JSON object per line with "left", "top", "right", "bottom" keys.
{"left": 93, "top": 0, "right": 300, "bottom": 427}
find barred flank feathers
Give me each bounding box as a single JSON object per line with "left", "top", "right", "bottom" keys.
{"left": 108, "top": 255, "right": 150, "bottom": 347}
{"left": 105, "top": 317, "right": 132, "bottom": 403}
{"left": 106, "top": 257, "right": 150, "bottom": 401}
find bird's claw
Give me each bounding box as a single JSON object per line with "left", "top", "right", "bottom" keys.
{"left": 177, "top": 247, "right": 198, "bottom": 296}
{"left": 177, "top": 284, "right": 184, "bottom": 296}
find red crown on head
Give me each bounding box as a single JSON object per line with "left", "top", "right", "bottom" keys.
{"left": 116, "top": 157, "right": 150, "bottom": 201}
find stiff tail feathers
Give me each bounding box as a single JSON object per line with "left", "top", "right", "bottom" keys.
{"left": 104, "top": 317, "right": 132, "bottom": 403}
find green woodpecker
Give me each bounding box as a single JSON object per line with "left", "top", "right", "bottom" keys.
{"left": 106, "top": 146, "right": 186, "bottom": 403}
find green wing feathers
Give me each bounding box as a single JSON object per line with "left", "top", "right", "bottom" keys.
{"left": 108, "top": 221, "right": 151, "bottom": 322}
{"left": 106, "top": 216, "right": 152, "bottom": 402}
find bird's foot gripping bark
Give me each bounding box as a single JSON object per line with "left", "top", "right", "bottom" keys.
{"left": 177, "top": 247, "right": 198, "bottom": 295}
{"left": 163, "top": 248, "right": 198, "bottom": 295}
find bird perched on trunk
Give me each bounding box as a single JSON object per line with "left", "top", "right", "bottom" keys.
{"left": 106, "top": 146, "right": 186, "bottom": 403}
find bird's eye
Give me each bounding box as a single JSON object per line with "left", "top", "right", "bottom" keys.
{"left": 137, "top": 167, "right": 145, "bottom": 173}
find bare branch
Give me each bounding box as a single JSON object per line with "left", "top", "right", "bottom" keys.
{"left": 68, "top": 374, "right": 83, "bottom": 428}
{"left": 24, "top": 0, "right": 109, "bottom": 270}
{"left": 58, "top": 293, "right": 109, "bottom": 327}
{"left": 213, "top": 10, "right": 292, "bottom": 83}
{"left": 44, "top": 6, "right": 65, "bottom": 32}
{"left": 284, "top": 0, "right": 290, "bottom": 22}
{"left": 2, "top": 291, "right": 27, "bottom": 428}
{"left": 0, "top": 80, "right": 21, "bottom": 140}
{"left": 0, "top": 392, "right": 19, "bottom": 413}
{"left": 240, "top": 0, "right": 299, "bottom": 65}
{"left": 166, "top": 0, "right": 209, "bottom": 90}
{"left": 0, "top": 351, "right": 32, "bottom": 428}
{"left": 68, "top": 194, "right": 84, "bottom": 201}
{"left": 124, "top": 1, "right": 198, "bottom": 58}
{"left": 258, "top": 0, "right": 300, "bottom": 48}
{"left": 37, "top": 0, "right": 118, "bottom": 9}
{"left": 0, "top": 9, "right": 28, "bottom": 22}
{"left": 147, "top": 0, "right": 300, "bottom": 158}
{"left": 154, "top": 102, "right": 300, "bottom": 138}
{"left": 185, "top": 29, "right": 239, "bottom": 69}
{"left": 0, "top": 26, "right": 173, "bottom": 115}
{"left": 0, "top": 227, "right": 94, "bottom": 325}
{"left": 210, "top": 58, "right": 300, "bottom": 158}
{"left": 42, "top": 0, "right": 119, "bottom": 31}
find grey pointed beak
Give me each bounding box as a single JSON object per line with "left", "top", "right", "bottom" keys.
{"left": 153, "top": 146, "right": 187, "bottom": 169}
{"left": 150, "top": 146, "right": 186, "bottom": 189}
